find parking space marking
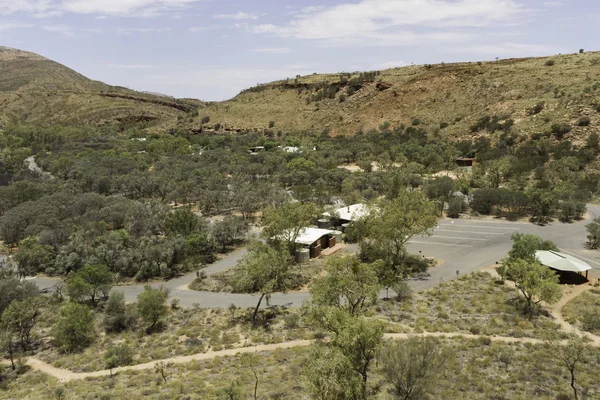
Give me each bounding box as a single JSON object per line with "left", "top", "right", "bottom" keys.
{"left": 438, "top": 224, "right": 519, "bottom": 231}
{"left": 560, "top": 249, "right": 600, "bottom": 267}
{"left": 435, "top": 229, "right": 505, "bottom": 236}
{"left": 408, "top": 240, "right": 473, "bottom": 247}
{"left": 428, "top": 235, "right": 489, "bottom": 241}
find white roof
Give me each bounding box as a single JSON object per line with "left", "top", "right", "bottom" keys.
{"left": 295, "top": 228, "right": 335, "bottom": 245}
{"left": 336, "top": 204, "right": 369, "bottom": 222}
{"left": 283, "top": 146, "right": 300, "bottom": 153}
{"left": 535, "top": 250, "right": 592, "bottom": 273}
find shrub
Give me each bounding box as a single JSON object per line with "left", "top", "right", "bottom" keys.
{"left": 545, "top": 60, "right": 556, "bottom": 66}
{"left": 439, "top": 122, "right": 449, "bottom": 129}
{"left": 284, "top": 313, "right": 300, "bottom": 329}
{"left": 595, "top": 104, "right": 600, "bottom": 113}
{"left": 137, "top": 286, "right": 169, "bottom": 331}
{"left": 551, "top": 123, "right": 571, "bottom": 138}
{"left": 527, "top": 103, "right": 544, "bottom": 115}
{"left": 104, "top": 291, "right": 129, "bottom": 333}
{"left": 412, "top": 118, "right": 421, "bottom": 126}
{"left": 53, "top": 303, "right": 96, "bottom": 352}
{"left": 104, "top": 343, "right": 134, "bottom": 372}
{"left": 200, "top": 116, "right": 210, "bottom": 124}
{"left": 269, "top": 120, "right": 275, "bottom": 128}
{"left": 447, "top": 197, "right": 466, "bottom": 218}
{"left": 577, "top": 116, "right": 591, "bottom": 126}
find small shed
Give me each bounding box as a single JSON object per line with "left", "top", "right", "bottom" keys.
{"left": 295, "top": 228, "right": 336, "bottom": 259}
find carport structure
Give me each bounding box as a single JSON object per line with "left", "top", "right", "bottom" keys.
{"left": 535, "top": 250, "right": 592, "bottom": 279}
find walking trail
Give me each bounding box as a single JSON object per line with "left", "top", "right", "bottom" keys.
{"left": 17, "top": 291, "right": 600, "bottom": 383}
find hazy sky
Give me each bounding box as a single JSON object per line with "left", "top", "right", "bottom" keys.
{"left": 0, "top": 0, "right": 597, "bottom": 100}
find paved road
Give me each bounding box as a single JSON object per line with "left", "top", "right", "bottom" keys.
{"left": 27, "top": 205, "right": 600, "bottom": 308}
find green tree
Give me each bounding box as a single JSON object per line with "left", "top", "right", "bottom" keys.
{"left": 330, "top": 313, "right": 384, "bottom": 400}
{"left": 586, "top": 217, "right": 600, "bottom": 249}
{"left": 0, "top": 278, "right": 39, "bottom": 314}
{"left": 0, "top": 324, "right": 16, "bottom": 370}
{"left": 53, "top": 302, "right": 96, "bottom": 352}
{"left": 506, "top": 233, "right": 558, "bottom": 264}
{"left": 502, "top": 259, "right": 561, "bottom": 316}
{"left": 231, "top": 241, "right": 293, "bottom": 321}
{"left": 1, "top": 297, "right": 42, "bottom": 351}
{"left": 304, "top": 344, "right": 362, "bottom": 400}
{"left": 379, "top": 337, "right": 453, "bottom": 400}
{"left": 65, "top": 264, "right": 113, "bottom": 305}
{"left": 551, "top": 336, "right": 588, "bottom": 400}
{"left": 424, "top": 176, "right": 455, "bottom": 216}
{"left": 240, "top": 353, "right": 262, "bottom": 400}
{"left": 103, "top": 291, "right": 135, "bottom": 333}
{"left": 262, "top": 202, "right": 321, "bottom": 255}
{"left": 357, "top": 191, "right": 437, "bottom": 280}
{"left": 310, "top": 255, "right": 381, "bottom": 316}
{"left": 162, "top": 207, "right": 203, "bottom": 236}
{"left": 13, "top": 236, "right": 55, "bottom": 277}
{"left": 137, "top": 286, "right": 168, "bottom": 331}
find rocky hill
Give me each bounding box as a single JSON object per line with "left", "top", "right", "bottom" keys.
{"left": 196, "top": 52, "right": 600, "bottom": 141}
{"left": 0, "top": 46, "right": 198, "bottom": 129}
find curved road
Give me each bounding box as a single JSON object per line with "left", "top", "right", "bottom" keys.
{"left": 28, "top": 205, "right": 600, "bottom": 309}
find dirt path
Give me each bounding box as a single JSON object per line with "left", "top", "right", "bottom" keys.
{"left": 23, "top": 330, "right": 600, "bottom": 383}
{"left": 548, "top": 283, "right": 600, "bottom": 345}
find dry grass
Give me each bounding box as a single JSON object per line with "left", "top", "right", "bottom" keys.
{"left": 375, "top": 272, "right": 564, "bottom": 338}
{"left": 562, "top": 288, "right": 600, "bottom": 335}
{"left": 2, "top": 338, "right": 599, "bottom": 399}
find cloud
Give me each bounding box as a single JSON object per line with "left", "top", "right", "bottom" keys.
{"left": 466, "top": 42, "right": 560, "bottom": 55}
{"left": 108, "top": 64, "right": 153, "bottom": 69}
{"left": 189, "top": 26, "right": 209, "bottom": 32}
{"left": 250, "top": 0, "right": 525, "bottom": 47}
{"left": 41, "top": 23, "right": 104, "bottom": 35}
{"left": 0, "top": 21, "right": 35, "bottom": 31}
{"left": 115, "top": 27, "right": 171, "bottom": 34}
{"left": 0, "top": 0, "right": 206, "bottom": 17}
{"left": 213, "top": 11, "right": 259, "bottom": 21}
{"left": 250, "top": 47, "right": 294, "bottom": 54}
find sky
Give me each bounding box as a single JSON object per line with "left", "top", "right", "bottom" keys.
{"left": 0, "top": 0, "right": 598, "bottom": 101}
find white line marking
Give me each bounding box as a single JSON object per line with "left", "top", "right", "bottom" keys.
{"left": 428, "top": 235, "right": 489, "bottom": 241}
{"left": 438, "top": 224, "right": 519, "bottom": 231}
{"left": 435, "top": 229, "right": 505, "bottom": 236}
{"left": 408, "top": 240, "right": 473, "bottom": 247}
{"left": 559, "top": 249, "right": 600, "bottom": 267}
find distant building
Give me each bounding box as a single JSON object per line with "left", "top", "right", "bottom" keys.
{"left": 332, "top": 204, "right": 369, "bottom": 224}
{"left": 295, "top": 228, "right": 336, "bottom": 258}
{"left": 456, "top": 157, "right": 477, "bottom": 167}
{"left": 248, "top": 146, "right": 266, "bottom": 155}
{"left": 282, "top": 146, "right": 300, "bottom": 154}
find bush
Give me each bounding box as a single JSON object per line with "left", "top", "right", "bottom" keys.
{"left": 53, "top": 302, "right": 96, "bottom": 352}
{"left": 284, "top": 313, "right": 300, "bottom": 329}
{"left": 545, "top": 60, "right": 556, "bottom": 66}
{"left": 200, "top": 116, "right": 210, "bottom": 124}
{"left": 104, "top": 343, "right": 133, "bottom": 372}
{"left": 412, "top": 118, "right": 421, "bottom": 126}
{"left": 269, "top": 121, "right": 275, "bottom": 128}
{"left": 447, "top": 197, "right": 466, "bottom": 218}
{"left": 527, "top": 103, "right": 544, "bottom": 115}
{"left": 551, "top": 123, "right": 571, "bottom": 138}
{"left": 137, "top": 286, "right": 168, "bottom": 331}
{"left": 104, "top": 291, "right": 129, "bottom": 333}
{"left": 439, "top": 122, "right": 449, "bottom": 129}
{"left": 577, "top": 116, "right": 591, "bottom": 126}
